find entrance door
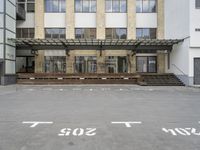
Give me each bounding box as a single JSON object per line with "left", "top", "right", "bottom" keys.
{"left": 136, "top": 56, "right": 157, "bottom": 73}
{"left": 194, "top": 58, "right": 200, "bottom": 85}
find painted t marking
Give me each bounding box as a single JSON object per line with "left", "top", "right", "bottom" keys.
{"left": 111, "top": 121, "right": 142, "bottom": 128}
{"left": 22, "top": 121, "right": 53, "bottom": 128}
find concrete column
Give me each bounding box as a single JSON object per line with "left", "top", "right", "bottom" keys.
{"left": 157, "top": 0, "right": 164, "bottom": 39}
{"left": 66, "top": 51, "right": 75, "bottom": 74}
{"left": 128, "top": 52, "right": 136, "bottom": 73}
{"left": 127, "top": 0, "right": 136, "bottom": 39}
{"left": 96, "top": 0, "right": 105, "bottom": 39}
{"left": 97, "top": 51, "right": 106, "bottom": 73}
{"left": 35, "top": 0, "right": 44, "bottom": 39}
{"left": 157, "top": 51, "right": 165, "bottom": 73}
{"left": 35, "top": 0, "right": 45, "bottom": 73}
{"left": 96, "top": 0, "right": 106, "bottom": 73}
{"left": 35, "top": 51, "right": 44, "bottom": 73}
{"left": 66, "top": 0, "right": 75, "bottom": 39}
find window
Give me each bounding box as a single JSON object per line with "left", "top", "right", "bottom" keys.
{"left": 106, "top": 0, "right": 127, "bottom": 13}
{"left": 136, "top": 56, "right": 157, "bottom": 73}
{"left": 45, "top": 56, "right": 66, "bottom": 73}
{"left": 27, "top": 0, "right": 35, "bottom": 12}
{"left": 45, "top": 0, "right": 66, "bottom": 12}
{"left": 196, "top": 0, "right": 200, "bottom": 8}
{"left": 75, "top": 0, "right": 96, "bottom": 13}
{"left": 75, "top": 28, "right": 96, "bottom": 39}
{"left": 136, "top": 0, "right": 156, "bottom": 13}
{"left": 17, "top": 0, "right": 35, "bottom": 12}
{"left": 45, "top": 28, "right": 66, "bottom": 39}
{"left": 16, "top": 57, "right": 35, "bottom": 73}
{"left": 136, "top": 28, "right": 156, "bottom": 39}
{"left": 105, "top": 56, "right": 128, "bottom": 73}
{"left": 75, "top": 56, "right": 97, "bottom": 73}
{"left": 16, "top": 28, "right": 35, "bottom": 38}
{"left": 106, "top": 28, "right": 127, "bottom": 39}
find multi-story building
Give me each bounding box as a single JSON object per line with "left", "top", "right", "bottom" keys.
{"left": 0, "top": 0, "right": 200, "bottom": 86}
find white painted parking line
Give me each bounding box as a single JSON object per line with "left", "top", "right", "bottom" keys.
{"left": 22, "top": 121, "right": 53, "bottom": 128}
{"left": 162, "top": 128, "right": 200, "bottom": 136}
{"left": 111, "top": 121, "right": 142, "bottom": 128}
{"left": 89, "top": 89, "right": 93, "bottom": 91}
{"left": 59, "top": 89, "right": 64, "bottom": 91}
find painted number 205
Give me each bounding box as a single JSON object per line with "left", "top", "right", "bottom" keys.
{"left": 58, "top": 128, "right": 96, "bottom": 136}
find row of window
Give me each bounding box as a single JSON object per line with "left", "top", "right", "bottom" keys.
{"left": 17, "top": 0, "right": 157, "bottom": 13}
{"left": 16, "top": 28, "right": 157, "bottom": 39}
{"left": 46, "top": 0, "right": 157, "bottom": 13}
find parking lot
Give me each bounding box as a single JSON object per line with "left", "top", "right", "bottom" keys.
{"left": 0, "top": 85, "right": 200, "bottom": 150}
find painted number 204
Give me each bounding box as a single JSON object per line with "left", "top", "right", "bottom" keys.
{"left": 58, "top": 128, "right": 96, "bottom": 136}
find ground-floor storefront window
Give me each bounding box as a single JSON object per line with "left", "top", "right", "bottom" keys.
{"left": 16, "top": 57, "right": 35, "bottom": 73}
{"left": 45, "top": 56, "right": 66, "bottom": 73}
{"left": 136, "top": 56, "right": 157, "bottom": 73}
{"left": 105, "top": 56, "right": 128, "bottom": 73}
{"left": 74, "top": 56, "right": 97, "bottom": 73}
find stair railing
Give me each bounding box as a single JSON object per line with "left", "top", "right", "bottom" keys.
{"left": 172, "top": 64, "right": 187, "bottom": 76}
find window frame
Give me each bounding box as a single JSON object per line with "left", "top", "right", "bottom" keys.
{"left": 16, "top": 28, "right": 35, "bottom": 38}
{"left": 136, "top": 28, "right": 157, "bottom": 39}
{"left": 106, "top": 28, "right": 127, "bottom": 39}
{"left": 45, "top": 28, "right": 66, "bottom": 39}
{"left": 45, "top": 0, "right": 66, "bottom": 13}
{"left": 75, "top": 28, "right": 96, "bottom": 39}
{"left": 136, "top": 0, "right": 157, "bottom": 13}
{"left": 105, "top": 0, "right": 127, "bottom": 13}
{"left": 75, "top": 0, "right": 97, "bottom": 13}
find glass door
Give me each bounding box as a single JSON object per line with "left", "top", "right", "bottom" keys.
{"left": 137, "top": 56, "right": 157, "bottom": 73}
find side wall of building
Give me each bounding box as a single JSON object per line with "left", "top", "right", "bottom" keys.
{"left": 164, "top": 0, "right": 190, "bottom": 85}
{"left": 188, "top": 0, "right": 200, "bottom": 85}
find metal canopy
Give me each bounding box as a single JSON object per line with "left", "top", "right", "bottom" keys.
{"left": 9, "top": 38, "right": 183, "bottom": 51}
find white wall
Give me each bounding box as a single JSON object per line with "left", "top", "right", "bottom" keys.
{"left": 190, "top": 0, "right": 200, "bottom": 47}
{"left": 105, "top": 13, "right": 127, "bottom": 28}
{"left": 136, "top": 13, "right": 157, "bottom": 28}
{"left": 75, "top": 13, "right": 96, "bottom": 28}
{"left": 44, "top": 13, "right": 66, "bottom": 28}
{"left": 17, "top": 13, "right": 35, "bottom": 28}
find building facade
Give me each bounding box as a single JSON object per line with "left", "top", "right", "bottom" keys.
{"left": 0, "top": 0, "right": 200, "bottom": 86}
{"left": 0, "top": 0, "right": 16, "bottom": 85}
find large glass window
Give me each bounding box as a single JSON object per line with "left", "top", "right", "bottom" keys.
{"left": 16, "top": 28, "right": 35, "bottom": 38}
{"left": 45, "top": 56, "right": 66, "bottom": 73}
{"left": 196, "top": 0, "right": 200, "bottom": 8}
{"left": 106, "top": 28, "right": 127, "bottom": 39}
{"left": 75, "top": 0, "right": 96, "bottom": 12}
{"left": 45, "top": 0, "right": 66, "bottom": 12}
{"left": 75, "top": 28, "right": 96, "bottom": 39}
{"left": 75, "top": 56, "right": 97, "bottom": 73}
{"left": 136, "top": 0, "right": 156, "bottom": 13}
{"left": 136, "top": 28, "right": 156, "bottom": 39}
{"left": 106, "top": 56, "right": 128, "bottom": 73}
{"left": 106, "top": 0, "right": 127, "bottom": 13}
{"left": 16, "top": 57, "right": 35, "bottom": 73}
{"left": 45, "top": 28, "right": 66, "bottom": 39}
{"left": 136, "top": 56, "right": 157, "bottom": 73}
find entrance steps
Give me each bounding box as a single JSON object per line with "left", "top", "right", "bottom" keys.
{"left": 139, "top": 73, "right": 185, "bottom": 86}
